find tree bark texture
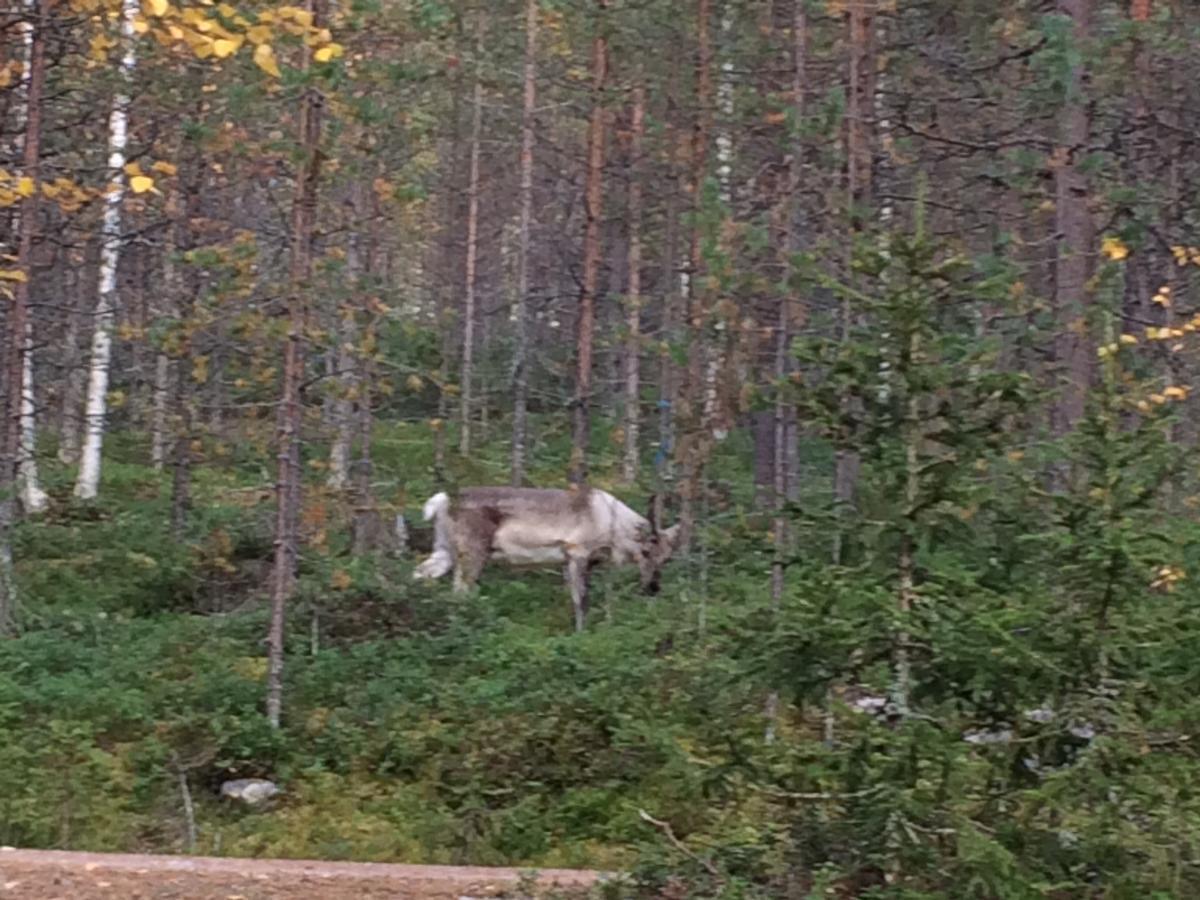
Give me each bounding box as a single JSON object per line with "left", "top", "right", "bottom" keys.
{"left": 267, "top": 3, "right": 324, "bottom": 728}
{"left": 621, "top": 81, "right": 646, "bottom": 484}
{"left": 460, "top": 12, "right": 485, "bottom": 458}
{"left": 75, "top": 0, "right": 138, "bottom": 501}
{"left": 571, "top": 0, "right": 608, "bottom": 486}
{"left": 1051, "top": 0, "right": 1094, "bottom": 440}
{"left": 511, "top": 0, "right": 538, "bottom": 486}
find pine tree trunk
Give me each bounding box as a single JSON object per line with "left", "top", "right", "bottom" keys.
{"left": 677, "top": 0, "right": 713, "bottom": 541}
{"left": 1051, "top": 0, "right": 1094, "bottom": 443}
{"left": 773, "top": 0, "right": 806, "bottom": 606}
{"left": 75, "top": 0, "right": 138, "bottom": 501}
{"left": 460, "top": 13, "right": 485, "bottom": 458}
{"left": 510, "top": 0, "right": 538, "bottom": 486}
{"left": 832, "top": 0, "right": 874, "bottom": 563}
{"left": 267, "top": 2, "right": 324, "bottom": 728}
{"left": 571, "top": 0, "right": 608, "bottom": 486}
{"left": 621, "top": 82, "right": 646, "bottom": 485}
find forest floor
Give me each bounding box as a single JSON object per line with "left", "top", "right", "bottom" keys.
{"left": 0, "top": 849, "right": 606, "bottom": 899}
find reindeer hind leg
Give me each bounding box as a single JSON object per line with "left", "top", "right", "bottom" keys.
{"left": 451, "top": 509, "right": 499, "bottom": 593}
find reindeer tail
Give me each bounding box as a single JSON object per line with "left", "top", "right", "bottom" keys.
{"left": 422, "top": 491, "right": 450, "bottom": 522}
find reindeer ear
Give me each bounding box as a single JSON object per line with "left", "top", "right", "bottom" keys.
{"left": 661, "top": 523, "right": 681, "bottom": 549}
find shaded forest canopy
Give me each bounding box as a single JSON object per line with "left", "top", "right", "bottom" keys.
{"left": 3, "top": 0, "right": 1200, "bottom": 896}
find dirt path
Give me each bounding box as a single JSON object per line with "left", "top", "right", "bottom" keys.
{"left": 0, "top": 847, "right": 608, "bottom": 899}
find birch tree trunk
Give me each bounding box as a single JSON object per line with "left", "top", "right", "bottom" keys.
{"left": 621, "top": 82, "right": 646, "bottom": 485}
{"left": 571, "top": 0, "right": 608, "bottom": 486}
{"left": 510, "top": 0, "right": 538, "bottom": 486}
{"left": 13, "top": 2, "right": 47, "bottom": 514}
{"left": 1, "top": 0, "right": 48, "bottom": 632}
{"left": 74, "top": 0, "right": 138, "bottom": 501}
{"left": 459, "top": 12, "right": 485, "bottom": 458}
{"left": 267, "top": 0, "right": 324, "bottom": 728}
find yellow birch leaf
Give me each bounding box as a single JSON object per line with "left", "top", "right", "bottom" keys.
{"left": 0, "top": 269, "right": 29, "bottom": 282}
{"left": 245, "top": 24, "right": 271, "bottom": 44}
{"left": 217, "top": 2, "right": 235, "bottom": 16}
{"left": 291, "top": 8, "right": 313, "bottom": 27}
{"left": 146, "top": 0, "right": 168, "bottom": 16}
{"left": 132, "top": 16, "right": 150, "bottom": 33}
{"left": 17, "top": 177, "right": 35, "bottom": 197}
{"left": 313, "top": 45, "right": 333, "bottom": 62}
{"left": 151, "top": 160, "right": 178, "bottom": 175}
{"left": 130, "top": 174, "right": 155, "bottom": 193}
{"left": 123, "top": 160, "right": 143, "bottom": 177}
{"left": 253, "top": 43, "right": 281, "bottom": 77}
{"left": 212, "top": 37, "right": 239, "bottom": 57}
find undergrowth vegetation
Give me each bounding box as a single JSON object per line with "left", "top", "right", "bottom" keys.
{"left": 6, "top": 404, "right": 1200, "bottom": 899}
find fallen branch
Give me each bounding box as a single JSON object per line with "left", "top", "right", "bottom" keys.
{"left": 637, "top": 809, "right": 721, "bottom": 880}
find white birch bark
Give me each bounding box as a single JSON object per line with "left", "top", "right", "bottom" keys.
{"left": 704, "top": 5, "right": 736, "bottom": 441}
{"left": 13, "top": 8, "right": 47, "bottom": 513}
{"left": 74, "top": 0, "right": 137, "bottom": 500}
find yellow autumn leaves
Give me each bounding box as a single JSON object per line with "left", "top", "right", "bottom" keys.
{"left": 0, "top": 169, "right": 93, "bottom": 212}
{"left": 1101, "top": 235, "right": 1129, "bottom": 261}
{"left": 85, "top": 0, "right": 345, "bottom": 78}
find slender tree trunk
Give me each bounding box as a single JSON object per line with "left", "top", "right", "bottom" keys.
{"left": 1, "top": 0, "right": 47, "bottom": 633}
{"left": 621, "top": 82, "right": 646, "bottom": 485}
{"left": 766, "top": 0, "right": 807, "bottom": 743}
{"left": 57, "top": 254, "right": 87, "bottom": 465}
{"left": 151, "top": 351, "right": 170, "bottom": 471}
{"left": 832, "top": 0, "right": 873, "bottom": 563}
{"left": 267, "top": 1, "right": 324, "bottom": 728}
{"left": 511, "top": 0, "right": 538, "bottom": 486}
{"left": 676, "top": 0, "right": 713, "bottom": 542}
{"left": 460, "top": 13, "right": 485, "bottom": 458}
{"left": 327, "top": 189, "right": 363, "bottom": 490}
{"left": 571, "top": 0, "right": 608, "bottom": 486}
{"left": 351, "top": 319, "right": 376, "bottom": 556}
{"left": 1051, "top": 0, "right": 1094, "bottom": 443}
{"left": 75, "top": 0, "right": 138, "bottom": 500}
{"left": 12, "top": 3, "right": 46, "bottom": 514}
{"left": 893, "top": 327, "right": 920, "bottom": 719}
{"left": 662, "top": 136, "right": 681, "bottom": 489}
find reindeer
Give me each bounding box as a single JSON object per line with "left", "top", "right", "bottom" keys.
{"left": 412, "top": 486, "right": 681, "bottom": 631}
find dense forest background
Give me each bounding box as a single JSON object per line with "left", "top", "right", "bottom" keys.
{"left": 3, "top": 0, "right": 1200, "bottom": 896}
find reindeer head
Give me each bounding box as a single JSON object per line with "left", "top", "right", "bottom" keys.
{"left": 638, "top": 495, "right": 682, "bottom": 594}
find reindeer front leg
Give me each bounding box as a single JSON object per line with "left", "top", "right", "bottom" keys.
{"left": 566, "top": 553, "right": 589, "bottom": 632}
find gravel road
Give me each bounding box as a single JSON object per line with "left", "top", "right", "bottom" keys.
{"left": 0, "top": 848, "right": 606, "bottom": 899}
